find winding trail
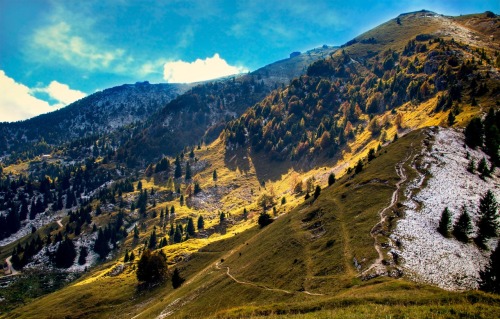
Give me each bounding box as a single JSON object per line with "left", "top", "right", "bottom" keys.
{"left": 361, "top": 150, "right": 412, "bottom": 277}
{"left": 215, "top": 262, "right": 293, "bottom": 294}
{"left": 56, "top": 219, "right": 63, "bottom": 228}
{"left": 4, "top": 256, "right": 18, "bottom": 276}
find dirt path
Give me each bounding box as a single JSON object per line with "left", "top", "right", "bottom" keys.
{"left": 56, "top": 219, "right": 63, "bottom": 228}
{"left": 215, "top": 262, "right": 293, "bottom": 294}
{"left": 361, "top": 151, "right": 411, "bottom": 277}
{"left": 4, "top": 256, "right": 18, "bottom": 276}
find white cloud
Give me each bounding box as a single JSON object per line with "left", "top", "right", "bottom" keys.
{"left": 34, "top": 81, "right": 86, "bottom": 105}
{"left": 0, "top": 71, "right": 85, "bottom": 122}
{"left": 163, "top": 54, "right": 248, "bottom": 83}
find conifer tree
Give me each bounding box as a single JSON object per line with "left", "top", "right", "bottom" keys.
{"left": 328, "top": 173, "right": 336, "bottom": 186}
{"left": 124, "top": 250, "right": 130, "bottom": 263}
{"left": 174, "top": 156, "right": 182, "bottom": 179}
{"left": 185, "top": 162, "right": 192, "bottom": 181}
{"left": 453, "top": 207, "right": 473, "bottom": 243}
{"left": 354, "top": 160, "right": 363, "bottom": 174}
{"left": 213, "top": 169, "right": 217, "bottom": 181}
{"left": 129, "top": 251, "right": 135, "bottom": 262}
{"left": 314, "top": 185, "right": 321, "bottom": 199}
{"left": 477, "top": 190, "right": 499, "bottom": 246}
{"left": 173, "top": 225, "right": 183, "bottom": 243}
{"left": 243, "top": 208, "right": 248, "bottom": 220}
{"left": 197, "top": 215, "right": 204, "bottom": 230}
{"left": 137, "top": 181, "right": 142, "bottom": 191}
{"left": 179, "top": 195, "right": 184, "bottom": 206}
{"left": 78, "top": 246, "right": 88, "bottom": 265}
{"left": 438, "top": 207, "right": 452, "bottom": 237}
{"left": 134, "top": 224, "right": 139, "bottom": 239}
{"left": 479, "top": 239, "right": 500, "bottom": 293}
{"left": 187, "top": 218, "right": 195, "bottom": 236}
{"left": 148, "top": 230, "right": 157, "bottom": 249}
{"left": 467, "top": 158, "right": 476, "bottom": 173}
{"left": 171, "top": 268, "right": 185, "bottom": 289}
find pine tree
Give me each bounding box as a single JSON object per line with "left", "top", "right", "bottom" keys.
{"left": 78, "top": 246, "right": 88, "bottom": 265}
{"left": 179, "top": 195, "right": 184, "bottom": 206}
{"left": 213, "top": 169, "right": 217, "bottom": 181}
{"left": 467, "top": 159, "right": 476, "bottom": 173}
{"left": 187, "top": 218, "right": 195, "bottom": 236}
{"left": 354, "top": 160, "right": 363, "bottom": 174}
{"left": 171, "top": 268, "right": 185, "bottom": 289}
{"left": 243, "top": 208, "right": 248, "bottom": 220}
{"left": 124, "top": 250, "right": 130, "bottom": 263}
{"left": 129, "top": 251, "right": 135, "bottom": 262}
{"left": 174, "top": 225, "right": 183, "bottom": 243}
{"left": 219, "top": 212, "right": 226, "bottom": 224}
{"left": 328, "top": 173, "right": 336, "bottom": 186}
{"left": 197, "top": 215, "right": 204, "bottom": 230}
{"left": 477, "top": 190, "right": 499, "bottom": 246}
{"left": 170, "top": 205, "right": 175, "bottom": 216}
{"left": 479, "top": 239, "right": 500, "bottom": 293}
{"left": 54, "top": 236, "right": 77, "bottom": 268}
{"left": 148, "top": 230, "right": 157, "bottom": 249}
{"left": 314, "top": 185, "right": 321, "bottom": 199}
{"left": 174, "top": 156, "right": 182, "bottom": 179}
{"left": 134, "top": 224, "right": 139, "bottom": 239}
{"left": 185, "top": 162, "right": 192, "bottom": 181}
{"left": 478, "top": 158, "right": 491, "bottom": 178}
{"left": 453, "top": 207, "right": 473, "bottom": 243}
{"left": 438, "top": 207, "right": 452, "bottom": 237}
{"left": 137, "top": 181, "right": 142, "bottom": 191}
{"left": 137, "top": 250, "right": 168, "bottom": 283}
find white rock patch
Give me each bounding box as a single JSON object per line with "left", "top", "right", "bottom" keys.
{"left": 392, "top": 127, "right": 499, "bottom": 290}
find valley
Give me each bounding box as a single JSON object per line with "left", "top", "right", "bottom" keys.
{"left": 0, "top": 9, "right": 499, "bottom": 319}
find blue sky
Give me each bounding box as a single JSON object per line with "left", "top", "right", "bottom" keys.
{"left": 0, "top": 0, "right": 498, "bottom": 122}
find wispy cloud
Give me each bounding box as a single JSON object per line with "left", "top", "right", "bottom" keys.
{"left": 163, "top": 54, "right": 248, "bottom": 83}
{"left": 31, "top": 21, "right": 126, "bottom": 71}
{"left": 0, "top": 71, "right": 77, "bottom": 122}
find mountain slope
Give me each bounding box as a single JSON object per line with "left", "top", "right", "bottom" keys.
{"left": 0, "top": 82, "right": 190, "bottom": 160}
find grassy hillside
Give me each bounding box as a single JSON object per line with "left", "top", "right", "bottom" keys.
{"left": 5, "top": 129, "right": 500, "bottom": 319}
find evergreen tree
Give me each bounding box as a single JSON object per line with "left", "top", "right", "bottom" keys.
{"left": 213, "top": 169, "right": 217, "bottom": 181}
{"left": 179, "top": 195, "right": 184, "bottom": 206}
{"left": 328, "top": 173, "right": 336, "bottom": 186}
{"left": 187, "top": 218, "right": 195, "bottom": 236}
{"left": 78, "top": 246, "right": 88, "bottom": 265}
{"left": 478, "top": 158, "right": 491, "bottom": 178}
{"left": 313, "top": 185, "right": 321, "bottom": 200}
{"left": 170, "top": 205, "right": 175, "bottom": 216}
{"left": 173, "top": 225, "right": 183, "bottom": 243}
{"left": 479, "top": 239, "right": 500, "bottom": 293}
{"left": 174, "top": 156, "right": 182, "bottom": 179}
{"left": 93, "top": 228, "right": 111, "bottom": 259}
{"left": 243, "top": 208, "right": 248, "bottom": 220}
{"left": 148, "top": 230, "right": 157, "bottom": 249}
{"left": 129, "top": 251, "right": 135, "bottom": 262}
{"left": 134, "top": 224, "right": 139, "bottom": 239}
{"left": 453, "top": 207, "right": 473, "bottom": 243}
{"left": 194, "top": 182, "right": 201, "bottom": 194}
{"left": 219, "top": 212, "right": 226, "bottom": 224}
{"left": 185, "top": 162, "right": 192, "bottom": 181}
{"left": 124, "top": 250, "right": 129, "bottom": 263}
{"left": 467, "top": 159, "right": 476, "bottom": 173}
{"left": 465, "top": 118, "right": 484, "bottom": 149}
{"left": 438, "top": 207, "right": 452, "bottom": 237}
{"left": 197, "top": 215, "right": 204, "bottom": 230}
{"left": 137, "top": 181, "right": 142, "bottom": 191}
{"left": 171, "top": 268, "right": 185, "bottom": 289}
{"left": 477, "top": 190, "right": 499, "bottom": 246}
{"left": 368, "top": 148, "right": 376, "bottom": 161}
{"left": 54, "top": 236, "right": 76, "bottom": 268}
{"left": 354, "top": 160, "right": 363, "bottom": 174}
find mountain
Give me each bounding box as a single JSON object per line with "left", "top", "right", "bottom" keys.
{"left": 1, "top": 10, "right": 500, "bottom": 319}
{"left": 117, "top": 45, "right": 336, "bottom": 165}
{"left": 0, "top": 82, "right": 190, "bottom": 161}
